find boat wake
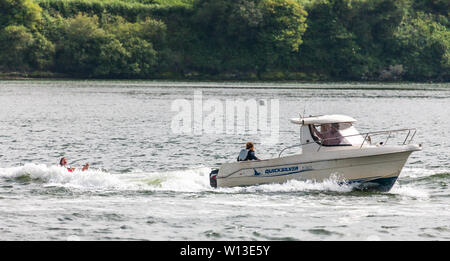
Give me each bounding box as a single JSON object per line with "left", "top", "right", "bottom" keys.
{"left": 0, "top": 164, "right": 445, "bottom": 197}
{"left": 0, "top": 163, "right": 212, "bottom": 192}
{"left": 0, "top": 163, "right": 123, "bottom": 190}
{"left": 217, "top": 178, "right": 358, "bottom": 194}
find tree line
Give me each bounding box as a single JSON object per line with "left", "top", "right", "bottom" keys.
{"left": 0, "top": 0, "right": 448, "bottom": 81}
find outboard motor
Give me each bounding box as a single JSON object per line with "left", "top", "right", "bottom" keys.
{"left": 209, "top": 169, "right": 218, "bottom": 188}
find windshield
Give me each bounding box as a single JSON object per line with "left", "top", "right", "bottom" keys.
{"left": 310, "top": 123, "right": 363, "bottom": 146}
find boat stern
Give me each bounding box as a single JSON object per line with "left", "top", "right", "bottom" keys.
{"left": 209, "top": 169, "right": 219, "bottom": 188}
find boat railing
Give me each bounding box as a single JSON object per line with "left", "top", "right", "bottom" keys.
{"left": 278, "top": 128, "right": 417, "bottom": 157}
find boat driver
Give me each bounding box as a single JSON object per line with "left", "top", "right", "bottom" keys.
{"left": 312, "top": 123, "right": 344, "bottom": 145}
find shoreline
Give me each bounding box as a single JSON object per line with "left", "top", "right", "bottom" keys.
{"left": 1, "top": 77, "right": 448, "bottom": 92}
{"left": 0, "top": 72, "right": 448, "bottom": 84}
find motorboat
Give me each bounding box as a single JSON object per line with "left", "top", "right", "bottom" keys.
{"left": 209, "top": 114, "right": 421, "bottom": 192}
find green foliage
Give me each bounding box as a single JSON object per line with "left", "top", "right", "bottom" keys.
{"left": 256, "top": 0, "right": 308, "bottom": 72}
{"left": 0, "top": 0, "right": 43, "bottom": 29}
{"left": 188, "top": 0, "right": 308, "bottom": 75}
{"left": 103, "top": 16, "right": 164, "bottom": 76}
{"left": 296, "top": 0, "right": 364, "bottom": 78}
{"left": 106, "top": 16, "right": 167, "bottom": 49}
{"left": 259, "top": 0, "right": 308, "bottom": 52}
{"left": 27, "top": 31, "right": 55, "bottom": 70}
{"left": 52, "top": 13, "right": 164, "bottom": 77}
{"left": 394, "top": 12, "right": 450, "bottom": 81}
{"left": 295, "top": 0, "right": 409, "bottom": 79}
{"left": 0, "top": 25, "right": 54, "bottom": 71}
{"left": 411, "top": 0, "right": 449, "bottom": 16}
{"left": 54, "top": 14, "right": 111, "bottom": 76}
{"left": 0, "top": 0, "right": 448, "bottom": 81}
{"left": 36, "top": 0, "right": 159, "bottom": 21}
{"left": 0, "top": 25, "right": 34, "bottom": 69}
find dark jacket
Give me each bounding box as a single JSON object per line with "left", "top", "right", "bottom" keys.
{"left": 237, "top": 150, "right": 260, "bottom": 161}
{"left": 246, "top": 150, "right": 259, "bottom": 161}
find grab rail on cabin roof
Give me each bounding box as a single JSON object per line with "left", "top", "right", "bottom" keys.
{"left": 278, "top": 128, "right": 417, "bottom": 157}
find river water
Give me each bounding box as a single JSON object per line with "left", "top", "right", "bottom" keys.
{"left": 0, "top": 80, "right": 449, "bottom": 240}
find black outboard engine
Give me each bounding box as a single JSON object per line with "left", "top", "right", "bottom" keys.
{"left": 209, "top": 169, "right": 218, "bottom": 188}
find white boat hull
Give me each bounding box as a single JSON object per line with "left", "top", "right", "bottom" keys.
{"left": 213, "top": 145, "right": 420, "bottom": 192}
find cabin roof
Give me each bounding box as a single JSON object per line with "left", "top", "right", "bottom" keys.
{"left": 290, "top": 114, "right": 357, "bottom": 125}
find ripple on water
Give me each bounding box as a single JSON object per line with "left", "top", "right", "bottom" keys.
{"left": 306, "top": 228, "right": 344, "bottom": 237}
{"left": 251, "top": 231, "right": 298, "bottom": 241}
{"left": 204, "top": 230, "right": 222, "bottom": 239}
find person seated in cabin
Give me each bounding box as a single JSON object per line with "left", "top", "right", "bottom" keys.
{"left": 59, "top": 157, "right": 89, "bottom": 172}
{"left": 237, "top": 142, "right": 261, "bottom": 161}
{"left": 312, "top": 123, "right": 344, "bottom": 146}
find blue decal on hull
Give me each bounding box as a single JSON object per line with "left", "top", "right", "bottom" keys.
{"left": 265, "top": 166, "right": 299, "bottom": 174}
{"left": 253, "top": 169, "right": 262, "bottom": 176}
{"left": 255, "top": 166, "right": 313, "bottom": 178}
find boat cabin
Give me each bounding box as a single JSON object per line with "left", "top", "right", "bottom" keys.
{"left": 290, "top": 114, "right": 365, "bottom": 153}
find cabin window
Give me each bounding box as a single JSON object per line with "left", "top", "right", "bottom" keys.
{"left": 310, "top": 123, "right": 363, "bottom": 146}
{"left": 338, "top": 123, "right": 365, "bottom": 145}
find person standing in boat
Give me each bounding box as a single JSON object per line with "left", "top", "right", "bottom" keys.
{"left": 237, "top": 142, "right": 260, "bottom": 161}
